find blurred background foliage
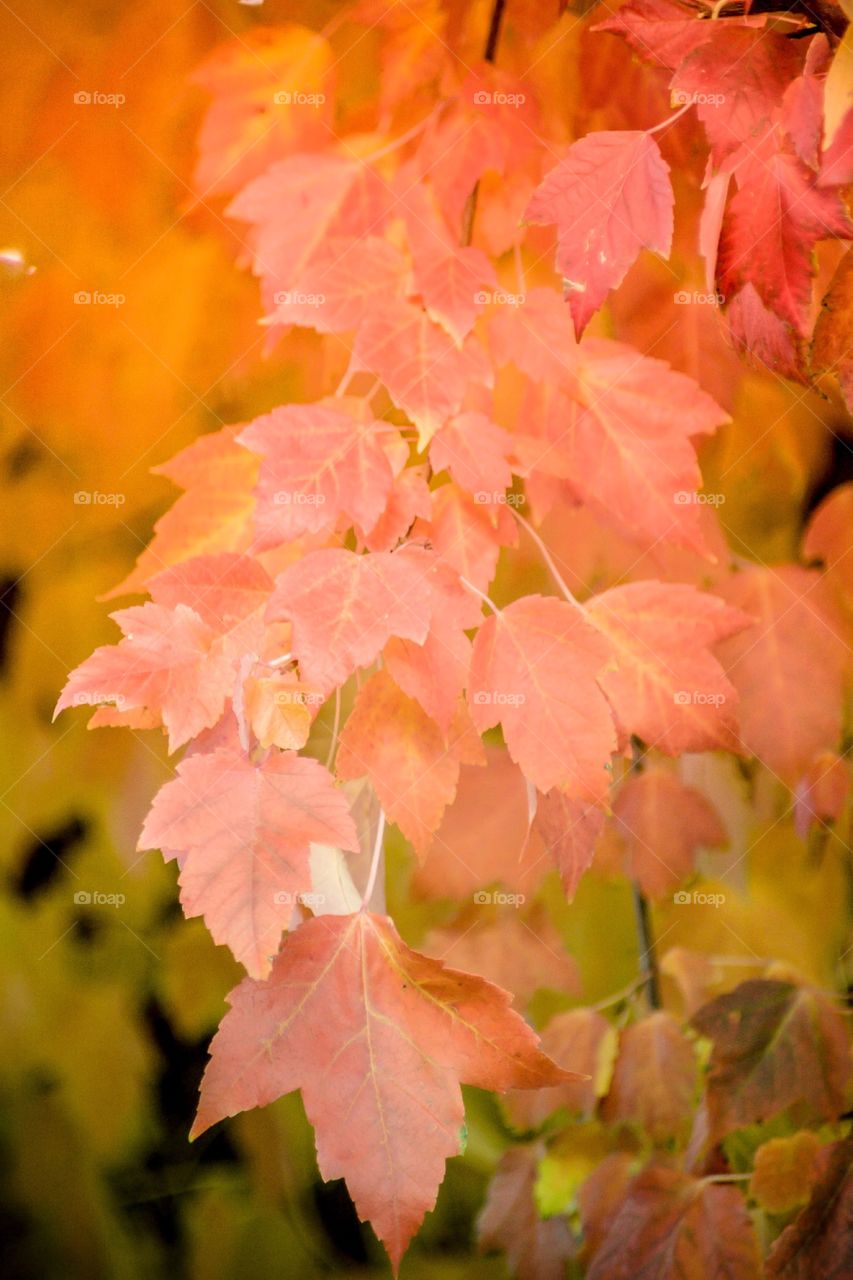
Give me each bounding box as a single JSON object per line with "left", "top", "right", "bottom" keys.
{"left": 0, "top": 1, "right": 850, "bottom": 1278}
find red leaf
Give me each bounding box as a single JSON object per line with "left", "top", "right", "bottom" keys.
{"left": 691, "top": 979, "right": 851, "bottom": 1140}
{"left": 525, "top": 131, "right": 674, "bottom": 338}
{"left": 765, "top": 1134, "right": 853, "bottom": 1279}
{"left": 354, "top": 299, "right": 492, "bottom": 446}
{"left": 238, "top": 400, "right": 396, "bottom": 547}
{"left": 586, "top": 1162, "right": 763, "bottom": 1280}
{"left": 148, "top": 553, "right": 273, "bottom": 630}
{"left": 468, "top": 595, "right": 617, "bottom": 798}
{"left": 265, "top": 548, "right": 433, "bottom": 694}
{"left": 613, "top": 767, "right": 727, "bottom": 897}
{"left": 602, "top": 1012, "right": 698, "bottom": 1145}
{"left": 192, "top": 911, "right": 574, "bottom": 1270}
{"left": 55, "top": 603, "right": 235, "bottom": 752}
{"left": 585, "top": 580, "right": 748, "bottom": 755}
{"left": 531, "top": 789, "right": 606, "bottom": 900}
{"left": 336, "top": 671, "right": 482, "bottom": 855}
{"left": 504, "top": 1007, "right": 617, "bottom": 1129}
{"left": 139, "top": 746, "right": 358, "bottom": 976}
{"left": 478, "top": 1144, "right": 574, "bottom": 1280}
{"left": 429, "top": 411, "right": 515, "bottom": 498}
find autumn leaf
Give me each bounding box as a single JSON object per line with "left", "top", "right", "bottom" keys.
{"left": 503, "top": 1007, "right": 618, "bottom": 1130}
{"left": 531, "top": 789, "right": 606, "bottom": 900}
{"left": 585, "top": 580, "right": 749, "bottom": 755}
{"left": 613, "top": 767, "right": 727, "bottom": 898}
{"left": 265, "top": 547, "right": 434, "bottom": 694}
{"left": 139, "top": 746, "right": 358, "bottom": 976}
{"left": 602, "top": 1011, "right": 699, "bottom": 1145}
{"left": 749, "top": 1131, "right": 823, "bottom": 1214}
{"left": 525, "top": 131, "right": 674, "bottom": 338}
{"left": 765, "top": 1134, "right": 853, "bottom": 1279}
{"left": 585, "top": 1162, "right": 763, "bottom": 1280}
{"left": 191, "top": 910, "right": 575, "bottom": 1270}
{"left": 478, "top": 1144, "right": 574, "bottom": 1280}
{"left": 691, "top": 979, "right": 851, "bottom": 1140}
{"left": 468, "top": 594, "right": 617, "bottom": 799}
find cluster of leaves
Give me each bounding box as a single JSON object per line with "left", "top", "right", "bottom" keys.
{"left": 55, "top": 0, "right": 853, "bottom": 1274}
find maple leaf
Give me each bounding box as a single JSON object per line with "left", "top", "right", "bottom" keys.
{"left": 192, "top": 25, "right": 335, "bottom": 196}
{"left": 525, "top": 131, "right": 674, "bottom": 338}
{"left": 717, "top": 136, "right": 853, "bottom": 336}
{"left": 428, "top": 481, "right": 516, "bottom": 591}
{"left": 238, "top": 400, "right": 396, "bottom": 547}
{"left": 411, "top": 242, "right": 497, "bottom": 345}
{"left": 424, "top": 906, "right": 580, "bottom": 1007}
{"left": 265, "top": 236, "right": 408, "bottom": 336}
{"left": 354, "top": 299, "right": 493, "bottom": 447}
{"left": 671, "top": 29, "right": 803, "bottom": 167}
{"left": 602, "top": 1011, "right": 698, "bottom": 1145}
{"left": 335, "top": 671, "right": 482, "bottom": 855}
{"left": 139, "top": 746, "right": 358, "bottom": 977}
{"left": 468, "top": 594, "right": 617, "bottom": 799}
{"left": 55, "top": 603, "right": 235, "bottom": 752}
{"left": 228, "top": 153, "right": 390, "bottom": 296}
{"left": 717, "top": 566, "right": 848, "bottom": 784}
{"left": 147, "top": 553, "right": 273, "bottom": 630}
{"left": 429, "top": 411, "right": 515, "bottom": 498}
{"left": 265, "top": 547, "right": 434, "bottom": 694}
{"left": 191, "top": 911, "right": 574, "bottom": 1270}
{"left": 613, "top": 767, "right": 727, "bottom": 898}
{"left": 537, "top": 341, "right": 729, "bottom": 553}
{"left": 691, "top": 979, "right": 851, "bottom": 1140}
{"left": 531, "top": 789, "right": 606, "bottom": 900}
{"left": 488, "top": 286, "right": 578, "bottom": 385}
{"left": 794, "top": 750, "right": 849, "bottom": 839}
{"left": 765, "top": 1134, "right": 853, "bottom": 1279}
{"left": 478, "top": 1144, "right": 574, "bottom": 1280}
{"left": 594, "top": 0, "right": 718, "bottom": 72}
{"left": 383, "top": 617, "right": 472, "bottom": 735}
{"left": 586, "top": 1162, "right": 763, "bottom": 1280}
{"left": 106, "top": 427, "right": 259, "bottom": 598}
{"left": 414, "top": 748, "right": 549, "bottom": 901}
{"left": 585, "top": 580, "right": 748, "bottom": 755}
{"left": 503, "top": 1007, "right": 617, "bottom": 1130}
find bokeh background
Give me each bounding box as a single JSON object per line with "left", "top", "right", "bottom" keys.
{"left": 2, "top": 2, "right": 851, "bottom": 1278}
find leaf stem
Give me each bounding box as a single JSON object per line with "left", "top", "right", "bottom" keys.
{"left": 628, "top": 738, "right": 662, "bottom": 1010}
{"left": 459, "top": 575, "right": 501, "bottom": 615}
{"left": 511, "top": 508, "right": 586, "bottom": 615}
{"left": 460, "top": 0, "right": 508, "bottom": 246}
{"left": 361, "top": 806, "right": 387, "bottom": 910}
